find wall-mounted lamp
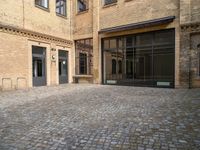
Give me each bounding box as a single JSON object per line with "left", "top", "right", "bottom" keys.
{"left": 51, "top": 48, "right": 56, "bottom": 51}
{"left": 51, "top": 54, "right": 56, "bottom": 62}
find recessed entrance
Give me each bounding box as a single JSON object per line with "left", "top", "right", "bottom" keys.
{"left": 59, "top": 50, "right": 68, "bottom": 84}
{"left": 32, "top": 46, "right": 46, "bottom": 87}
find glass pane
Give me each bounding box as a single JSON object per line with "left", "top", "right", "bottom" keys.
{"left": 199, "top": 53, "right": 200, "bottom": 76}
{"left": 37, "top": 60, "right": 43, "bottom": 77}
{"left": 112, "top": 59, "right": 117, "bottom": 74}
{"left": 78, "top": 0, "right": 87, "bottom": 12}
{"left": 118, "top": 60, "right": 122, "bottom": 74}
{"left": 153, "top": 48, "right": 174, "bottom": 82}
{"left": 33, "top": 59, "right": 36, "bottom": 77}
{"left": 104, "top": 51, "right": 117, "bottom": 82}
{"left": 154, "top": 30, "right": 175, "bottom": 45}
{"left": 136, "top": 34, "right": 152, "bottom": 46}
{"left": 79, "top": 53, "right": 87, "bottom": 74}
{"left": 35, "top": 0, "right": 48, "bottom": 8}
{"left": 56, "top": 0, "right": 66, "bottom": 15}
{"left": 59, "top": 61, "right": 62, "bottom": 75}
{"left": 110, "top": 39, "right": 117, "bottom": 49}
{"left": 126, "top": 48, "right": 134, "bottom": 79}
{"left": 62, "top": 62, "right": 67, "bottom": 75}
{"left": 118, "top": 38, "right": 123, "bottom": 48}
{"left": 104, "top": 40, "right": 109, "bottom": 49}
{"left": 135, "top": 47, "right": 152, "bottom": 80}
{"left": 126, "top": 37, "right": 133, "bottom": 47}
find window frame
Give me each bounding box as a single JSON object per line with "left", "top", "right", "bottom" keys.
{"left": 77, "top": 0, "right": 89, "bottom": 13}
{"left": 198, "top": 51, "right": 200, "bottom": 77}
{"left": 103, "top": 0, "right": 117, "bottom": 6}
{"left": 75, "top": 38, "right": 93, "bottom": 75}
{"left": 56, "top": 0, "right": 67, "bottom": 17}
{"left": 35, "top": 0, "right": 49, "bottom": 10}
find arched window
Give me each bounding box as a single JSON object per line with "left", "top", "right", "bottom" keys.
{"left": 112, "top": 59, "right": 116, "bottom": 74}
{"left": 118, "top": 60, "right": 122, "bottom": 74}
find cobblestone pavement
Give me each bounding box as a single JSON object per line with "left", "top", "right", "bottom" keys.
{"left": 0, "top": 84, "right": 200, "bottom": 150}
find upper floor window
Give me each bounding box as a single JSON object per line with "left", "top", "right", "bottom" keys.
{"left": 104, "top": 0, "right": 117, "bottom": 6}
{"left": 77, "top": 0, "right": 88, "bottom": 13}
{"left": 35, "top": 0, "right": 48, "bottom": 9}
{"left": 56, "top": 0, "right": 66, "bottom": 16}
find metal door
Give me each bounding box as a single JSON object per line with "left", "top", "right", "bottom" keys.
{"left": 59, "top": 50, "right": 68, "bottom": 84}
{"left": 32, "top": 46, "right": 46, "bottom": 86}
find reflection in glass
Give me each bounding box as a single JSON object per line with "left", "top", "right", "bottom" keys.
{"left": 103, "top": 29, "right": 175, "bottom": 87}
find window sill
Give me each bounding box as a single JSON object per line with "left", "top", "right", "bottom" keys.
{"left": 76, "top": 9, "right": 89, "bottom": 15}
{"left": 102, "top": 3, "right": 117, "bottom": 9}
{"left": 56, "top": 13, "right": 67, "bottom": 19}
{"left": 73, "top": 75, "right": 93, "bottom": 78}
{"left": 35, "top": 5, "right": 50, "bottom": 12}
{"left": 124, "top": 0, "right": 133, "bottom": 2}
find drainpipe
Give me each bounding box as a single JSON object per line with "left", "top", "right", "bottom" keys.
{"left": 189, "top": 48, "right": 192, "bottom": 89}
{"left": 22, "top": 0, "right": 25, "bottom": 28}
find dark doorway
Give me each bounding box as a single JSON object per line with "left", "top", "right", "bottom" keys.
{"left": 59, "top": 50, "right": 68, "bottom": 84}
{"left": 32, "top": 46, "right": 46, "bottom": 87}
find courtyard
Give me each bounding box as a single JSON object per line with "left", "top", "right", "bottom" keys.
{"left": 0, "top": 84, "right": 200, "bottom": 150}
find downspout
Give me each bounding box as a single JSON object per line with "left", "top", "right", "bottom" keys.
{"left": 188, "top": 0, "right": 192, "bottom": 89}
{"left": 189, "top": 42, "right": 192, "bottom": 89}
{"left": 22, "top": 0, "right": 25, "bottom": 28}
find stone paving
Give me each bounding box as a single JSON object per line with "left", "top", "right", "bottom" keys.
{"left": 0, "top": 84, "right": 200, "bottom": 150}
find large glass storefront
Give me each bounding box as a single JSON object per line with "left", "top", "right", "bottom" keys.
{"left": 102, "top": 29, "right": 175, "bottom": 88}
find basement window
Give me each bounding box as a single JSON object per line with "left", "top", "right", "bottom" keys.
{"left": 35, "top": 0, "right": 49, "bottom": 9}
{"left": 56, "top": 0, "right": 67, "bottom": 16}
{"left": 77, "top": 0, "right": 89, "bottom": 13}
{"left": 104, "top": 0, "right": 117, "bottom": 6}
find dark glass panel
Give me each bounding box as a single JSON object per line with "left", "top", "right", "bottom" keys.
{"left": 59, "top": 61, "right": 62, "bottom": 76}
{"left": 112, "top": 59, "right": 117, "bottom": 74}
{"left": 134, "top": 47, "right": 152, "bottom": 81}
{"left": 136, "top": 33, "right": 152, "bottom": 46}
{"left": 126, "top": 48, "right": 134, "bottom": 79}
{"left": 110, "top": 39, "right": 117, "bottom": 49}
{"left": 118, "top": 60, "right": 122, "bottom": 74}
{"left": 37, "top": 60, "right": 42, "bottom": 77}
{"left": 153, "top": 48, "right": 174, "bottom": 83}
{"left": 79, "top": 53, "right": 87, "bottom": 74}
{"left": 154, "top": 30, "right": 175, "bottom": 45}
{"left": 78, "top": 0, "right": 88, "bottom": 12}
{"left": 126, "top": 37, "right": 133, "bottom": 47}
{"left": 104, "top": 40, "right": 109, "bottom": 49}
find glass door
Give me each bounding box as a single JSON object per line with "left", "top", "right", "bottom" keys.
{"left": 32, "top": 46, "right": 46, "bottom": 86}
{"left": 59, "top": 50, "right": 68, "bottom": 84}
